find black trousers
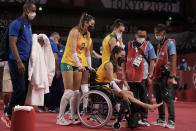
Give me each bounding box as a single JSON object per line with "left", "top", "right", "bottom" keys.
{"left": 38, "top": 74, "right": 64, "bottom": 110}
{"left": 153, "top": 77, "right": 175, "bottom": 122}
{"left": 7, "top": 60, "right": 29, "bottom": 117}
{"left": 47, "top": 74, "right": 64, "bottom": 110}
{"left": 128, "top": 79, "right": 149, "bottom": 120}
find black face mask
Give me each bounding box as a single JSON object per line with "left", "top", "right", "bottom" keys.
{"left": 117, "top": 57, "right": 125, "bottom": 66}
{"left": 88, "top": 25, "right": 95, "bottom": 32}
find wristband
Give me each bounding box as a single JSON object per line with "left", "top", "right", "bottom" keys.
{"left": 110, "top": 81, "right": 122, "bottom": 93}
{"left": 148, "top": 74, "right": 153, "bottom": 79}
{"left": 86, "top": 56, "right": 92, "bottom": 68}
{"left": 72, "top": 53, "right": 81, "bottom": 67}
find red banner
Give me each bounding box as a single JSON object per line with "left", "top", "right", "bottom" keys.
{"left": 177, "top": 70, "right": 196, "bottom": 90}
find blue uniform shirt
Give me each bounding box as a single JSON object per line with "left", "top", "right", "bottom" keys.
{"left": 49, "top": 38, "right": 58, "bottom": 53}
{"left": 167, "top": 40, "right": 176, "bottom": 55}
{"left": 125, "top": 40, "right": 157, "bottom": 79}
{"left": 160, "top": 38, "right": 176, "bottom": 56}
{"left": 9, "top": 16, "right": 32, "bottom": 62}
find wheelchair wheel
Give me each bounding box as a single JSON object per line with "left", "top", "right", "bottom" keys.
{"left": 112, "top": 121, "right": 121, "bottom": 130}
{"left": 77, "top": 90, "right": 113, "bottom": 129}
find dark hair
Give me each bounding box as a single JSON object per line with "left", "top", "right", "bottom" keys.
{"left": 136, "top": 26, "right": 147, "bottom": 33}
{"left": 23, "top": 2, "right": 35, "bottom": 12}
{"left": 112, "top": 19, "right": 124, "bottom": 30}
{"left": 154, "top": 24, "right": 167, "bottom": 32}
{"left": 78, "top": 12, "right": 95, "bottom": 32}
{"left": 110, "top": 46, "right": 124, "bottom": 72}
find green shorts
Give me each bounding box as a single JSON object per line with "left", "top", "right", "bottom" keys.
{"left": 61, "top": 63, "right": 79, "bottom": 72}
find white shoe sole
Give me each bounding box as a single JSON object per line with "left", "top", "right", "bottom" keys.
{"left": 56, "top": 121, "right": 71, "bottom": 126}
{"left": 151, "top": 123, "right": 166, "bottom": 127}
{"left": 71, "top": 121, "right": 81, "bottom": 125}
{"left": 165, "top": 125, "right": 175, "bottom": 129}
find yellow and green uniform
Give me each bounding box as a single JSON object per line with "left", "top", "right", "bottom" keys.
{"left": 96, "top": 61, "right": 111, "bottom": 83}
{"left": 61, "top": 30, "right": 91, "bottom": 71}
{"left": 102, "top": 34, "right": 115, "bottom": 63}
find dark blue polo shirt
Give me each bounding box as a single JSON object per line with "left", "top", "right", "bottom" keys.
{"left": 9, "top": 16, "right": 32, "bottom": 62}
{"left": 58, "top": 44, "right": 65, "bottom": 73}
{"left": 49, "top": 38, "right": 58, "bottom": 53}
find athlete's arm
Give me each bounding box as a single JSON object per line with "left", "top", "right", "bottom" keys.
{"left": 92, "top": 50, "right": 102, "bottom": 59}
{"left": 70, "top": 28, "right": 83, "bottom": 69}
{"left": 86, "top": 33, "right": 92, "bottom": 68}
{"left": 109, "top": 37, "right": 117, "bottom": 51}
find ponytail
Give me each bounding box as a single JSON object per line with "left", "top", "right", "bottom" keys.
{"left": 77, "top": 12, "right": 95, "bottom": 32}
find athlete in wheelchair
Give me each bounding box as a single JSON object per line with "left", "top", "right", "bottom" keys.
{"left": 77, "top": 46, "right": 162, "bottom": 130}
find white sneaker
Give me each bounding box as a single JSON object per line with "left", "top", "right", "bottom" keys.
{"left": 151, "top": 119, "right": 167, "bottom": 127}
{"left": 70, "top": 116, "right": 81, "bottom": 125}
{"left": 138, "top": 119, "right": 150, "bottom": 127}
{"left": 56, "top": 115, "right": 71, "bottom": 126}
{"left": 165, "top": 120, "right": 175, "bottom": 129}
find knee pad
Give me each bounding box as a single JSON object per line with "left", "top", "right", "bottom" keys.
{"left": 81, "top": 84, "right": 89, "bottom": 93}
{"left": 64, "top": 89, "right": 74, "bottom": 100}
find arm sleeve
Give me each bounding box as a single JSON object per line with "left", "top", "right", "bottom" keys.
{"left": 167, "top": 40, "right": 176, "bottom": 55}
{"left": 50, "top": 42, "right": 58, "bottom": 53}
{"left": 146, "top": 43, "right": 157, "bottom": 60}
{"left": 9, "top": 21, "right": 20, "bottom": 37}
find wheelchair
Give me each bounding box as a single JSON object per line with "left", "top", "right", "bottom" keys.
{"left": 77, "top": 70, "right": 140, "bottom": 130}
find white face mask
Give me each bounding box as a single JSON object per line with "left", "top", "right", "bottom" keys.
{"left": 28, "top": 12, "right": 36, "bottom": 20}
{"left": 136, "top": 38, "right": 145, "bottom": 44}
{"left": 116, "top": 32, "right": 122, "bottom": 40}
{"left": 155, "top": 35, "right": 163, "bottom": 41}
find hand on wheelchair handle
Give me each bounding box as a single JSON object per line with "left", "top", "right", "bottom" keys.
{"left": 79, "top": 66, "right": 86, "bottom": 72}
{"left": 88, "top": 67, "right": 96, "bottom": 72}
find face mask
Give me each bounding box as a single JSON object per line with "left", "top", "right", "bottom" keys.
{"left": 155, "top": 35, "right": 163, "bottom": 41}
{"left": 88, "top": 25, "right": 95, "bottom": 32}
{"left": 136, "top": 38, "right": 145, "bottom": 44}
{"left": 28, "top": 12, "right": 36, "bottom": 20}
{"left": 100, "top": 47, "right": 102, "bottom": 54}
{"left": 117, "top": 57, "right": 125, "bottom": 66}
{"left": 116, "top": 32, "right": 122, "bottom": 40}
{"left": 182, "top": 59, "right": 185, "bottom": 62}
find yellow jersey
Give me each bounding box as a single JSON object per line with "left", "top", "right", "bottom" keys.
{"left": 102, "top": 34, "right": 115, "bottom": 63}
{"left": 61, "top": 30, "right": 92, "bottom": 67}
{"left": 96, "top": 61, "right": 111, "bottom": 83}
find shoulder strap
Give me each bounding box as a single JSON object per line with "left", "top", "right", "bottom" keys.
{"left": 136, "top": 42, "right": 150, "bottom": 65}
{"left": 17, "top": 18, "right": 25, "bottom": 38}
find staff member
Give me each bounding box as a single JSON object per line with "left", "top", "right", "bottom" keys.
{"left": 56, "top": 40, "right": 66, "bottom": 112}
{"left": 1, "top": 2, "right": 36, "bottom": 128}
{"left": 57, "top": 12, "right": 95, "bottom": 126}
{"left": 48, "top": 32, "right": 61, "bottom": 112}
{"left": 151, "top": 24, "right": 176, "bottom": 129}
{"left": 123, "top": 26, "right": 156, "bottom": 127}
{"left": 102, "top": 19, "right": 125, "bottom": 63}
